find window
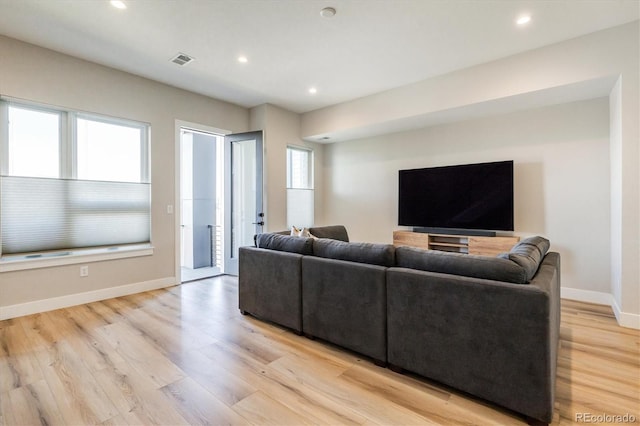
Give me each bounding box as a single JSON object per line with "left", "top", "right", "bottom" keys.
{"left": 7, "top": 105, "right": 60, "bottom": 178}
{"left": 287, "top": 146, "right": 312, "bottom": 189}
{"left": 77, "top": 116, "right": 146, "bottom": 182}
{"left": 286, "top": 146, "right": 314, "bottom": 229}
{"left": 0, "top": 98, "right": 151, "bottom": 259}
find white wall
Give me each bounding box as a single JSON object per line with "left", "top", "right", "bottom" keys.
{"left": 306, "top": 21, "right": 639, "bottom": 328}
{"left": 249, "top": 104, "right": 324, "bottom": 232}
{"left": 322, "top": 99, "right": 610, "bottom": 294}
{"left": 0, "top": 36, "right": 249, "bottom": 314}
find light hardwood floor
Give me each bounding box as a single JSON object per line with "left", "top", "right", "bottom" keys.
{"left": 1, "top": 276, "right": 638, "bottom": 425}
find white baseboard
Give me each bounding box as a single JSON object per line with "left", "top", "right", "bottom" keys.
{"left": 611, "top": 298, "right": 640, "bottom": 330}
{"left": 561, "top": 286, "right": 640, "bottom": 330}
{"left": 0, "top": 277, "right": 177, "bottom": 321}
{"left": 561, "top": 287, "right": 615, "bottom": 306}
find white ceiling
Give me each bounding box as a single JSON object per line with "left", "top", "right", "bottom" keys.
{"left": 0, "top": 0, "right": 638, "bottom": 114}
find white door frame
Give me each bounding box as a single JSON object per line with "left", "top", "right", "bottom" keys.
{"left": 174, "top": 120, "right": 230, "bottom": 284}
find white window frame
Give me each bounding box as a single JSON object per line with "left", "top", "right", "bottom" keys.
{"left": 0, "top": 97, "right": 152, "bottom": 271}
{"left": 0, "top": 100, "right": 68, "bottom": 178}
{"left": 286, "top": 145, "right": 314, "bottom": 190}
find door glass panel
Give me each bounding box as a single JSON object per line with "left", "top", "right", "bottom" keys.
{"left": 224, "top": 130, "right": 263, "bottom": 276}
{"left": 231, "top": 138, "right": 257, "bottom": 258}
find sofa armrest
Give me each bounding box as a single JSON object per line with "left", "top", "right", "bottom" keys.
{"left": 386, "top": 256, "right": 559, "bottom": 423}
{"left": 239, "top": 246, "right": 304, "bottom": 332}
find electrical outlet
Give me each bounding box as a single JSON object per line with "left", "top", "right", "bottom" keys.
{"left": 80, "top": 265, "right": 89, "bottom": 277}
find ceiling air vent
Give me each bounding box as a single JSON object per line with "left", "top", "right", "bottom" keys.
{"left": 171, "top": 53, "right": 195, "bottom": 66}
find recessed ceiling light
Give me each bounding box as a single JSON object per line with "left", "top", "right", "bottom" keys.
{"left": 308, "top": 87, "right": 318, "bottom": 95}
{"left": 516, "top": 15, "right": 531, "bottom": 25}
{"left": 320, "top": 7, "right": 336, "bottom": 18}
{"left": 238, "top": 56, "right": 248, "bottom": 63}
{"left": 110, "top": 0, "right": 127, "bottom": 10}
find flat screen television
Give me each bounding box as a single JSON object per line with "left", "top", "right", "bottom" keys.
{"left": 398, "top": 160, "right": 514, "bottom": 232}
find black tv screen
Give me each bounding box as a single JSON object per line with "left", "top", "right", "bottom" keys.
{"left": 398, "top": 160, "right": 514, "bottom": 231}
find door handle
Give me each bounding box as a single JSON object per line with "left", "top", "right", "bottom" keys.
{"left": 253, "top": 213, "right": 264, "bottom": 226}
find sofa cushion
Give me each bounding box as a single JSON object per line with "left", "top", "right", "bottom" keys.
{"left": 499, "top": 236, "right": 550, "bottom": 282}
{"left": 307, "top": 225, "right": 349, "bottom": 242}
{"left": 313, "top": 238, "right": 395, "bottom": 267}
{"left": 256, "top": 233, "right": 313, "bottom": 255}
{"left": 396, "top": 246, "right": 528, "bottom": 284}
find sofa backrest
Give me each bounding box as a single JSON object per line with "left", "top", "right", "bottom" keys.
{"left": 395, "top": 235, "right": 551, "bottom": 284}
{"left": 256, "top": 233, "right": 314, "bottom": 255}
{"left": 308, "top": 225, "right": 349, "bottom": 242}
{"left": 256, "top": 227, "right": 550, "bottom": 284}
{"left": 313, "top": 238, "right": 395, "bottom": 267}
{"left": 396, "top": 246, "right": 529, "bottom": 284}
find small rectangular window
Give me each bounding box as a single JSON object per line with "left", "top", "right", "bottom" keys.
{"left": 287, "top": 146, "right": 313, "bottom": 189}
{"left": 77, "top": 116, "right": 147, "bottom": 183}
{"left": 7, "top": 105, "right": 61, "bottom": 178}
{"left": 286, "top": 146, "right": 314, "bottom": 228}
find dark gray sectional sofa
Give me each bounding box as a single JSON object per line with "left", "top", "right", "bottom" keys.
{"left": 238, "top": 225, "right": 560, "bottom": 424}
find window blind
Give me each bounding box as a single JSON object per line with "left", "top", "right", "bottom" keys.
{"left": 1, "top": 176, "right": 151, "bottom": 255}
{"left": 287, "top": 188, "right": 314, "bottom": 229}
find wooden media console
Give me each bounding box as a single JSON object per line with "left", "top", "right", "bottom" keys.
{"left": 392, "top": 231, "right": 519, "bottom": 257}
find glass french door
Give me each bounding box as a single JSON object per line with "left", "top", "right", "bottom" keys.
{"left": 223, "top": 131, "right": 263, "bottom": 275}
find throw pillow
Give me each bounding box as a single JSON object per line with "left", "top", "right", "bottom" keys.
{"left": 303, "top": 228, "right": 318, "bottom": 239}
{"left": 291, "top": 226, "right": 316, "bottom": 238}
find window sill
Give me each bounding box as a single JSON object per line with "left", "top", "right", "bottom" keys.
{"left": 0, "top": 244, "right": 154, "bottom": 273}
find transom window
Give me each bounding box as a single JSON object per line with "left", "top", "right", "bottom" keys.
{"left": 7, "top": 105, "right": 61, "bottom": 178}
{"left": 76, "top": 115, "right": 146, "bottom": 182}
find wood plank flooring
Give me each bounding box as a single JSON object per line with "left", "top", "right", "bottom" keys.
{"left": 1, "top": 276, "right": 638, "bottom": 425}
